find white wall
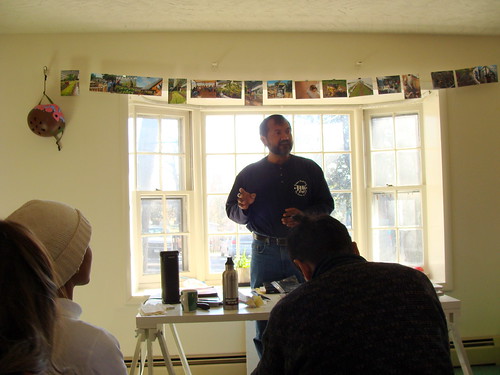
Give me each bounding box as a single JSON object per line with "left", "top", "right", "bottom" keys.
{"left": 1, "top": 32, "right": 499, "bottom": 357}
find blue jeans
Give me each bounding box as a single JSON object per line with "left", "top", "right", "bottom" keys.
{"left": 250, "top": 238, "right": 304, "bottom": 358}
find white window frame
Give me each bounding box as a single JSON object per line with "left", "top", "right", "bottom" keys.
{"left": 128, "top": 103, "right": 197, "bottom": 294}
{"left": 128, "top": 92, "right": 451, "bottom": 295}
{"left": 362, "top": 92, "right": 450, "bottom": 287}
{"left": 365, "top": 109, "right": 426, "bottom": 265}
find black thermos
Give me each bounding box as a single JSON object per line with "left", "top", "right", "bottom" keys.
{"left": 160, "top": 251, "right": 180, "bottom": 304}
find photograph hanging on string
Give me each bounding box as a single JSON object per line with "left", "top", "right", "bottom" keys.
{"left": 347, "top": 77, "right": 374, "bottom": 97}
{"left": 455, "top": 67, "right": 482, "bottom": 87}
{"left": 376, "top": 75, "right": 402, "bottom": 94}
{"left": 216, "top": 80, "right": 243, "bottom": 99}
{"left": 456, "top": 65, "right": 498, "bottom": 87}
{"left": 245, "top": 81, "right": 263, "bottom": 106}
{"left": 431, "top": 71, "right": 456, "bottom": 89}
{"left": 191, "top": 80, "right": 217, "bottom": 98}
{"left": 89, "top": 73, "right": 163, "bottom": 96}
{"left": 61, "top": 70, "right": 80, "bottom": 96}
{"left": 168, "top": 79, "right": 187, "bottom": 104}
{"left": 267, "top": 80, "right": 293, "bottom": 99}
{"left": 480, "top": 65, "right": 498, "bottom": 83}
{"left": 402, "top": 74, "right": 421, "bottom": 99}
{"left": 295, "top": 81, "right": 321, "bottom": 99}
{"left": 322, "top": 79, "right": 347, "bottom": 98}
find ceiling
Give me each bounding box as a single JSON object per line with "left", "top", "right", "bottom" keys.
{"left": 1, "top": 0, "right": 499, "bottom": 35}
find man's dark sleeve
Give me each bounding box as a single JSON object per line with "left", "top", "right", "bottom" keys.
{"left": 304, "top": 162, "right": 334, "bottom": 215}
{"left": 225, "top": 174, "right": 249, "bottom": 225}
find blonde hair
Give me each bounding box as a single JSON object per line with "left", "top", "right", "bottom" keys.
{"left": 0, "top": 220, "right": 58, "bottom": 374}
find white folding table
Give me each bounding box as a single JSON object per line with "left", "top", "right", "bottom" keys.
{"left": 129, "top": 294, "right": 472, "bottom": 375}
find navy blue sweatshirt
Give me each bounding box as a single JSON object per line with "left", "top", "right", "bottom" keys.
{"left": 226, "top": 155, "right": 334, "bottom": 238}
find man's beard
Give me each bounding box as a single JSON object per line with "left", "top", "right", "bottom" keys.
{"left": 269, "top": 140, "right": 293, "bottom": 156}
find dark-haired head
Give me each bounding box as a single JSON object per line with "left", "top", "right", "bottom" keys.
{"left": 259, "top": 114, "right": 290, "bottom": 137}
{"left": 287, "top": 214, "right": 354, "bottom": 265}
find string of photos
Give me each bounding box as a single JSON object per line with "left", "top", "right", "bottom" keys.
{"left": 58, "top": 65, "right": 497, "bottom": 107}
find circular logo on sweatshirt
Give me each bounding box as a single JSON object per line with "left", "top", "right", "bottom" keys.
{"left": 294, "top": 180, "right": 308, "bottom": 196}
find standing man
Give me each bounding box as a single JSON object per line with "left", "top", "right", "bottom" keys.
{"left": 226, "top": 114, "right": 334, "bottom": 356}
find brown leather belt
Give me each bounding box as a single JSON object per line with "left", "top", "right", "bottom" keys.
{"left": 253, "top": 232, "right": 287, "bottom": 246}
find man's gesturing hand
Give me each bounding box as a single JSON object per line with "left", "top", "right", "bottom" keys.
{"left": 237, "top": 188, "right": 256, "bottom": 210}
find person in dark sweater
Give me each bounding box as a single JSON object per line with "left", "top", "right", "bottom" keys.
{"left": 252, "top": 214, "right": 453, "bottom": 375}
{"left": 226, "top": 114, "right": 334, "bottom": 356}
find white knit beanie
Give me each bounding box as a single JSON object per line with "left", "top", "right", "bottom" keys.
{"left": 7, "top": 200, "right": 92, "bottom": 288}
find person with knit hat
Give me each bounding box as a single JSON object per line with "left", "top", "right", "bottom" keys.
{"left": 8, "top": 200, "right": 127, "bottom": 375}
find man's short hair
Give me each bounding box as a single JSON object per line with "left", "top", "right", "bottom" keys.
{"left": 287, "top": 214, "right": 353, "bottom": 264}
{"left": 259, "top": 114, "right": 290, "bottom": 137}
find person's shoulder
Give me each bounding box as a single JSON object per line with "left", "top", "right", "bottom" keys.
{"left": 58, "top": 310, "right": 121, "bottom": 348}
{"left": 366, "top": 262, "right": 435, "bottom": 289}
{"left": 239, "top": 157, "right": 267, "bottom": 173}
{"left": 290, "top": 155, "right": 322, "bottom": 168}
{"left": 80, "top": 320, "right": 121, "bottom": 346}
{"left": 271, "top": 282, "right": 316, "bottom": 314}
{"left": 368, "top": 261, "right": 426, "bottom": 276}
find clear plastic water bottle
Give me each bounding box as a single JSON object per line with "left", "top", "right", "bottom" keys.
{"left": 222, "top": 257, "right": 238, "bottom": 310}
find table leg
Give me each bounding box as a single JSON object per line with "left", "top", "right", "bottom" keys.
{"left": 156, "top": 328, "right": 176, "bottom": 375}
{"left": 169, "top": 324, "right": 192, "bottom": 375}
{"left": 447, "top": 312, "right": 473, "bottom": 375}
{"left": 130, "top": 329, "right": 146, "bottom": 375}
{"left": 146, "top": 330, "right": 155, "bottom": 375}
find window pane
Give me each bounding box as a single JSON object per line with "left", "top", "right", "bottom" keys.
{"left": 172, "top": 235, "right": 187, "bottom": 272}
{"left": 208, "top": 233, "right": 253, "bottom": 274}
{"left": 235, "top": 114, "right": 265, "bottom": 153}
{"left": 323, "top": 114, "right": 350, "bottom": 151}
{"left": 371, "top": 151, "right": 395, "bottom": 187}
{"left": 371, "top": 117, "right": 394, "bottom": 150}
{"left": 207, "top": 195, "right": 236, "bottom": 233}
{"left": 396, "top": 150, "right": 421, "bottom": 186}
{"left": 296, "top": 153, "right": 322, "bottom": 168}
{"left": 397, "top": 191, "right": 422, "bottom": 227}
{"left": 235, "top": 234, "right": 253, "bottom": 258}
{"left": 137, "top": 154, "right": 160, "bottom": 191}
{"left": 332, "top": 192, "right": 352, "bottom": 229}
{"left": 137, "top": 118, "right": 159, "bottom": 152}
{"left": 142, "top": 235, "right": 187, "bottom": 275}
{"left": 395, "top": 114, "right": 419, "bottom": 149}
{"left": 166, "top": 198, "right": 182, "bottom": 233}
{"left": 206, "top": 155, "right": 235, "bottom": 193}
{"left": 372, "top": 192, "right": 395, "bottom": 227}
{"left": 161, "top": 155, "right": 182, "bottom": 190}
{"left": 293, "top": 114, "right": 321, "bottom": 152}
{"left": 160, "top": 118, "right": 180, "bottom": 153}
{"left": 142, "top": 236, "right": 163, "bottom": 274}
{"left": 205, "top": 115, "right": 235, "bottom": 153}
{"left": 209, "top": 234, "right": 232, "bottom": 273}
{"left": 141, "top": 198, "right": 163, "bottom": 234}
{"left": 399, "top": 229, "right": 423, "bottom": 266}
{"left": 372, "top": 229, "right": 396, "bottom": 262}
{"left": 325, "top": 153, "right": 351, "bottom": 190}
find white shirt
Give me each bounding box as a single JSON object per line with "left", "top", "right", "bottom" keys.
{"left": 52, "top": 298, "right": 128, "bottom": 375}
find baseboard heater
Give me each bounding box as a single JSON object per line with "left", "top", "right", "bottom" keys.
{"left": 125, "top": 353, "right": 246, "bottom": 368}
{"left": 450, "top": 336, "right": 500, "bottom": 366}
{"left": 125, "top": 336, "right": 500, "bottom": 368}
